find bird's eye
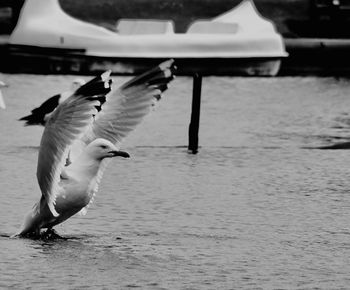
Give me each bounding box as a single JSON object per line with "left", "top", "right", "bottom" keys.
{"left": 101, "top": 145, "right": 107, "bottom": 149}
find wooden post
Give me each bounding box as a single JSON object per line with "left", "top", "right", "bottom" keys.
{"left": 188, "top": 73, "right": 202, "bottom": 154}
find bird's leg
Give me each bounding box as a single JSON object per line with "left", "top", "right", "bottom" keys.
{"left": 41, "top": 228, "right": 65, "bottom": 240}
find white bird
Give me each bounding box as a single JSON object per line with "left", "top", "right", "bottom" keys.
{"left": 14, "top": 60, "right": 175, "bottom": 238}
{"left": 19, "top": 78, "right": 86, "bottom": 126}
{"left": 0, "top": 81, "right": 7, "bottom": 109}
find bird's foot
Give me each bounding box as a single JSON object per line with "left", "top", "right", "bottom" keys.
{"left": 41, "top": 228, "right": 66, "bottom": 240}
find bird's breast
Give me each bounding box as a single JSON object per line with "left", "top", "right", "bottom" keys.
{"left": 55, "top": 176, "right": 97, "bottom": 213}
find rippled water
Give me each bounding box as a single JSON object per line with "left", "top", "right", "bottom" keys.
{"left": 1, "top": 74, "right": 350, "bottom": 289}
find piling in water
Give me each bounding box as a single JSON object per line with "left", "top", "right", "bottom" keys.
{"left": 188, "top": 73, "right": 202, "bottom": 154}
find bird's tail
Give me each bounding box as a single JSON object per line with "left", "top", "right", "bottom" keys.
{"left": 18, "top": 114, "right": 45, "bottom": 126}
{"left": 19, "top": 94, "right": 61, "bottom": 126}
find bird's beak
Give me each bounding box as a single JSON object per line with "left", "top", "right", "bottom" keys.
{"left": 109, "top": 150, "right": 130, "bottom": 158}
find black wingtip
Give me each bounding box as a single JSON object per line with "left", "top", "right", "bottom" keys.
{"left": 159, "top": 59, "right": 175, "bottom": 70}
{"left": 157, "top": 59, "right": 177, "bottom": 77}
{"left": 18, "top": 115, "right": 29, "bottom": 121}
{"left": 75, "top": 70, "right": 112, "bottom": 98}
{"left": 121, "top": 59, "right": 176, "bottom": 92}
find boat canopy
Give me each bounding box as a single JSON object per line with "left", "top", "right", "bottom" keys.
{"left": 212, "top": 0, "right": 278, "bottom": 34}
{"left": 187, "top": 21, "right": 239, "bottom": 34}
{"left": 187, "top": 0, "right": 276, "bottom": 35}
{"left": 116, "top": 19, "right": 175, "bottom": 35}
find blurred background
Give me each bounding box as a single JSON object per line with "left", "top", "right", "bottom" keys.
{"left": 1, "top": 0, "right": 350, "bottom": 37}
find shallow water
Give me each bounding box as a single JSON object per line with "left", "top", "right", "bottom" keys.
{"left": 1, "top": 74, "right": 350, "bottom": 289}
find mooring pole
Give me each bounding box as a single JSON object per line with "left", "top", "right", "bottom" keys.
{"left": 188, "top": 73, "right": 202, "bottom": 154}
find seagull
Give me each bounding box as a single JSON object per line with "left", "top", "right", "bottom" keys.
{"left": 0, "top": 81, "right": 7, "bottom": 109}
{"left": 19, "top": 78, "right": 87, "bottom": 126}
{"left": 14, "top": 60, "right": 175, "bottom": 238}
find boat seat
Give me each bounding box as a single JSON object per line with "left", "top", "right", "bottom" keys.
{"left": 187, "top": 21, "right": 239, "bottom": 34}
{"left": 116, "top": 19, "right": 175, "bottom": 35}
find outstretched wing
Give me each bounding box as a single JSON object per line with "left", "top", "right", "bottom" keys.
{"left": 82, "top": 59, "right": 176, "bottom": 146}
{"left": 36, "top": 71, "right": 112, "bottom": 217}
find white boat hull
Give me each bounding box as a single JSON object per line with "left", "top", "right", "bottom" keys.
{"left": 7, "top": 0, "right": 287, "bottom": 76}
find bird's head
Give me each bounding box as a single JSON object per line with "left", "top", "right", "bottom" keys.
{"left": 86, "top": 138, "right": 130, "bottom": 160}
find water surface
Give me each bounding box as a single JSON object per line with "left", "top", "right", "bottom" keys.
{"left": 1, "top": 75, "right": 350, "bottom": 289}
